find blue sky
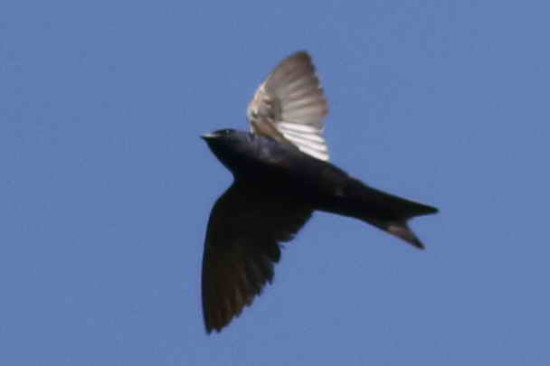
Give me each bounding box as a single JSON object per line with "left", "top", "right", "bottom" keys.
{"left": 1, "top": 0, "right": 549, "bottom": 365}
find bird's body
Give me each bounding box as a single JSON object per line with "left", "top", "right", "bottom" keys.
{"left": 200, "top": 52, "right": 438, "bottom": 333}
{"left": 204, "top": 130, "right": 436, "bottom": 249}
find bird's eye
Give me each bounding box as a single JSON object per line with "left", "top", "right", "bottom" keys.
{"left": 219, "top": 129, "right": 233, "bottom": 135}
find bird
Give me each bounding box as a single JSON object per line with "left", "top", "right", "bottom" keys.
{"left": 200, "top": 51, "right": 438, "bottom": 333}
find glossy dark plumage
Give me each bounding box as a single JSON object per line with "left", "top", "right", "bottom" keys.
{"left": 201, "top": 52, "right": 438, "bottom": 333}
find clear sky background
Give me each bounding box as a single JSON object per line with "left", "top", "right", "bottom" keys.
{"left": 1, "top": 1, "right": 549, "bottom": 365}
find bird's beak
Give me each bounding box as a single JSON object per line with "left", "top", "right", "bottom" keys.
{"left": 201, "top": 133, "right": 216, "bottom": 140}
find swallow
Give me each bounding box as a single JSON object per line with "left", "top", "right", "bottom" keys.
{"left": 201, "top": 51, "right": 438, "bottom": 333}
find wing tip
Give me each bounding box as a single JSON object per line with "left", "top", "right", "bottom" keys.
{"left": 288, "top": 50, "right": 312, "bottom": 60}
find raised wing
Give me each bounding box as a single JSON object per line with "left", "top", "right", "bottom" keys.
{"left": 247, "top": 51, "right": 330, "bottom": 161}
{"left": 202, "top": 182, "right": 312, "bottom": 333}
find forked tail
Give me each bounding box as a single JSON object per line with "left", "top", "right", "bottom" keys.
{"left": 338, "top": 179, "right": 438, "bottom": 249}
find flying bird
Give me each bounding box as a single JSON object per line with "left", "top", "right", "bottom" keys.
{"left": 201, "top": 51, "right": 438, "bottom": 333}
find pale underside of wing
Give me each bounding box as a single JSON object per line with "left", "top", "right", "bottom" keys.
{"left": 247, "top": 51, "right": 330, "bottom": 161}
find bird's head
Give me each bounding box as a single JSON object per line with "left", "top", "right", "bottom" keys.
{"left": 201, "top": 129, "right": 244, "bottom": 152}
{"left": 201, "top": 129, "right": 258, "bottom": 173}
{"left": 201, "top": 128, "right": 238, "bottom": 142}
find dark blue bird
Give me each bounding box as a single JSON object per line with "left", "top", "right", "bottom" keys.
{"left": 201, "top": 51, "right": 438, "bottom": 333}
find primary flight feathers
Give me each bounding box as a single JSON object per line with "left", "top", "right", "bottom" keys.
{"left": 247, "top": 51, "right": 330, "bottom": 161}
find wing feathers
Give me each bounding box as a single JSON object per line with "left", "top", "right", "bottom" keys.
{"left": 281, "top": 132, "right": 327, "bottom": 151}
{"left": 202, "top": 183, "right": 312, "bottom": 333}
{"left": 247, "top": 51, "right": 330, "bottom": 161}
{"left": 277, "top": 122, "right": 323, "bottom": 135}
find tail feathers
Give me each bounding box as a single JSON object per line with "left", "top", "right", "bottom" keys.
{"left": 402, "top": 200, "right": 438, "bottom": 218}
{"left": 371, "top": 187, "right": 439, "bottom": 219}
{"left": 334, "top": 180, "right": 438, "bottom": 248}
{"left": 369, "top": 219, "right": 427, "bottom": 249}
{"left": 347, "top": 181, "right": 438, "bottom": 220}
{"left": 358, "top": 188, "right": 438, "bottom": 249}
{"left": 387, "top": 221, "right": 425, "bottom": 249}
